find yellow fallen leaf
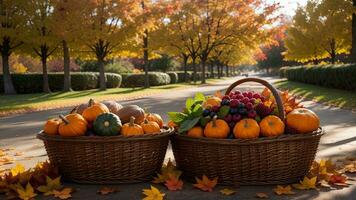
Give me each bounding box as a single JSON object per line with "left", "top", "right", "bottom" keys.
{"left": 53, "top": 187, "right": 73, "bottom": 199}
{"left": 11, "top": 163, "right": 25, "bottom": 176}
{"left": 17, "top": 183, "right": 37, "bottom": 200}
{"left": 273, "top": 185, "right": 295, "bottom": 195}
{"left": 37, "top": 176, "right": 62, "bottom": 196}
{"left": 0, "top": 150, "right": 5, "bottom": 157}
{"left": 220, "top": 188, "right": 236, "bottom": 196}
{"left": 293, "top": 176, "right": 317, "bottom": 190}
{"left": 152, "top": 159, "right": 182, "bottom": 183}
{"left": 256, "top": 192, "right": 269, "bottom": 198}
{"left": 97, "top": 187, "right": 118, "bottom": 195}
{"left": 343, "top": 162, "right": 356, "bottom": 173}
{"left": 142, "top": 185, "right": 165, "bottom": 200}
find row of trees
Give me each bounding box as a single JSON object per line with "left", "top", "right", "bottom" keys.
{"left": 1, "top": 0, "right": 279, "bottom": 94}
{"left": 284, "top": 0, "right": 353, "bottom": 64}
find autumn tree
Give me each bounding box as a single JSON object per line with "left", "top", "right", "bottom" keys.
{"left": 24, "top": 0, "right": 59, "bottom": 93}
{"left": 285, "top": 0, "right": 353, "bottom": 64}
{"left": 80, "top": 0, "right": 140, "bottom": 90}
{"left": 52, "top": 0, "right": 87, "bottom": 92}
{"left": 0, "top": 0, "right": 27, "bottom": 94}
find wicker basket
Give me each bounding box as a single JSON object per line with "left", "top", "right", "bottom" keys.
{"left": 37, "top": 127, "right": 173, "bottom": 184}
{"left": 171, "top": 78, "right": 324, "bottom": 185}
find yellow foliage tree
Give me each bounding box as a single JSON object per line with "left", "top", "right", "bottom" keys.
{"left": 284, "top": 0, "right": 353, "bottom": 64}
{"left": 80, "top": 0, "right": 141, "bottom": 90}
{"left": 0, "top": 0, "right": 27, "bottom": 94}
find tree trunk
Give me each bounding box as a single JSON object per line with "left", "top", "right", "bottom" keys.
{"left": 225, "top": 65, "right": 229, "bottom": 77}
{"left": 201, "top": 58, "right": 206, "bottom": 84}
{"left": 1, "top": 38, "right": 16, "bottom": 94}
{"left": 351, "top": 1, "right": 356, "bottom": 63}
{"left": 192, "top": 57, "right": 197, "bottom": 83}
{"left": 330, "top": 38, "right": 336, "bottom": 64}
{"left": 183, "top": 55, "right": 188, "bottom": 82}
{"left": 1, "top": 53, "right": 16, "bottom": 94}
{"left": 143, "top": 29, "right": 149, "bottom": 88}
{"left": 41, "top": 56, "right": 51, "bottom": 93}
{"left": 217, "top": 65, "right": 221, "bottom": 79}
{"left": 210, "top": 62, "right": 214, "bottom": 78}
{"left": 98, "top": 57, "right": 106, "bottom": 90}
{"left": 62, "top": 40, "right": 72, "bottom": 91}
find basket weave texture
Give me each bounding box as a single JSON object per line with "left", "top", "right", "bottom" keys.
{"left": 171, "top": 77, "right": 324, "bottom": 185}
{"left": 37, "top": 127, "right": 173, "bottom": 184}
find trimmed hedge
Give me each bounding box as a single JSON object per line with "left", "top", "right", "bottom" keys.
{"left": 167, "top": 72, "right": 178, "bottom": 84}
{"left": 176, "top": 71, "right": 192, "bottom": 82}
{"left": 282, "top": 64, "right": 356, "bottom": 90}
{"left": 121, "top": 72, "right": 171, "bottom": 88}
{"left": 0, "top": 72, "right": 121, "bottom": 94}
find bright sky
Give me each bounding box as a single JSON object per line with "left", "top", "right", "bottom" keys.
{"left": 267, "top": 0, "right": 308, "bottom": 16}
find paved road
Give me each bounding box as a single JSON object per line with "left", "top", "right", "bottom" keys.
{"left": 0, "top": 75, "right": 355, "bottom": 200}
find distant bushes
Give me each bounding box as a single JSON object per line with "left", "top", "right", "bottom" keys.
{"left": 121, "top": 72, "right": 171, "bottom": 88}
{"left": 280, "top": 64, "right": 356, "bottom": 90}
{"left": 167, "top": 72, "right": 178, "bottom": 84}
{"left": 0, "top": 72, "right": 121, "bottom": 94}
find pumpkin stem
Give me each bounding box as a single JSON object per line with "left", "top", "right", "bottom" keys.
{"left": 69, "top": 106, "right": 78, "bottom": 114}
{"left": 59, "top": 114, "right": 69, "bottom": 124}
{"left": 129, "top": 116, "right": 135, "bottom": 126}
{"left": 88, "top": 98, "right": 94, "bottom": 107}
{"left": 144, "top": 118, "right": 149, "bottom": 124}
{"left": 104, "top": 121, "right": 110, "bottom": 127}
{"left": 212, "top": 115, "right": 217, "bottom": 127}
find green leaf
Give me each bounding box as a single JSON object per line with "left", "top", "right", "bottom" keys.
{"left": 191, "top": 104, "right": 203, "bottom": 118}
{"left": 168, "top": 112, "right": 187, "bottom": 124}
{"left": 186, "top": 98, "right": 195, "bottom": 110}
{"left": 178, "top": 117, "right": 200, "bottom": 133}
{"left": 194, "top": 93, "right": 205, "bottom": 102}
{"left": 200, "top": 116, "right": 211, "bottom": 127}
{"left": 217, "top": 106, "right": 230, "bottom": 118}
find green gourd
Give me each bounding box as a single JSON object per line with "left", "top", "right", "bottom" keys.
{"left": 93, "top": 113, "right": 122, "bottom": 136}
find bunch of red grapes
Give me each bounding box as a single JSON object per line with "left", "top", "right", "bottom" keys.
{"left": 203, "top": 90, "right": 273, "bottom": 129}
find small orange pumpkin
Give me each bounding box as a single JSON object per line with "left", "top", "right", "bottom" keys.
{"left": 44, "top": 118, "right": 62, "bottom": 135}
{"left": 204, "top": 116, "right": 230, "bottom": 138}
{"left": 202, "top": 97, "right": 221, "bottom": 108}
{"left": 286, "top": 108, "right": 320, "bottom": 133}
{"left": 233, "top": 119, "right": 260, "bottom": 139}
{"left": 58, "top": 114, "right": 88, "bottom": 137}
{"left": 141, "top": 119, "right": 160, "bottom": 134}
{"left": 259, "top": 115, "right": 285, "bottom": 137}
{"left": 121, "top": 116, "right": 144, "bottom": 136}
{"left": 75, "top": 99, "right": 100, "bottom": 114}
{"left": 187, "top": 126, "right": 203, "bottom": 138}
{"left": 145, "top": 113, "right": 164, "bottom": 128}
{"left": 82, "top": 99, "right": 109, "bottom": 122}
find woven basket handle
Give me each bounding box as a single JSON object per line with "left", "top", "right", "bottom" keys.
{"left": 224, "top": 77, "right": 285, "bottom": 120}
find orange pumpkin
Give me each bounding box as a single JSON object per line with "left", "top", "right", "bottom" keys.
{"left": 233, "top": 119, "right": 260, "bottom": 139}
{"left": 145, "top": 113, "right": 164, "bottom": 128}
{"left": 202, "top": 97, "right": 221, "bottom": 108}
{"left": 58, "top": 114, "right": 88, "bottom": 137}
{"left": 204, "top": 116, "right": 230, "bottom": 138}
{"left": 121, "top": 116, "right": 144, "bottom": 136}
{"left": 44, "top": 118, "right": 62, "bottom": 135}
{"left": 187, "top": 126, "right": 203, "bottom": 138}
{"left": 75, "top": 99, "right": 100, "bottom": 114}
{"left": 286, "top": 108, "right": 320, "bottom": 133}
{"left": 141, "top": 119, "right": 160, "bottom": 134}
{"left": 259, "top": 115, "right": 285, "bottom": 137}
{"left": 82, "top": 99, "right": 109, "bottom": 122}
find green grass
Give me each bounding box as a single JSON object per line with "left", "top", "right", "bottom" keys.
{"left": 0, "top": 78, "right": 229, "bottom": 115}
{"left": 275, "top": 80, "right": 356, "bottom": 109}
